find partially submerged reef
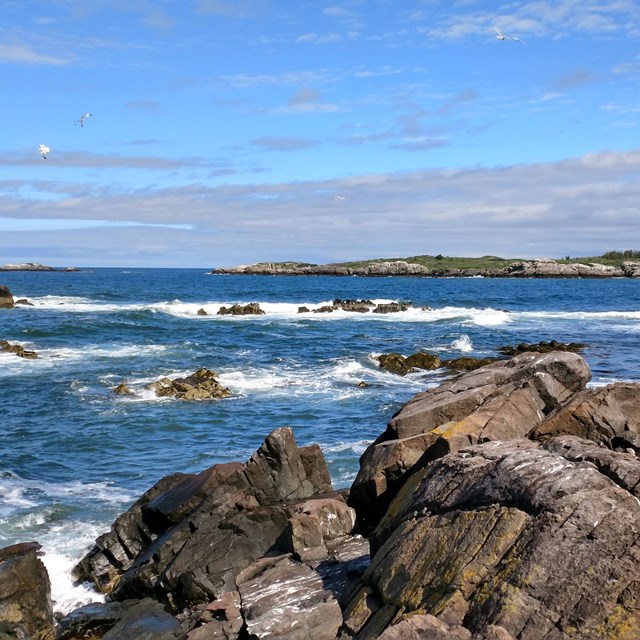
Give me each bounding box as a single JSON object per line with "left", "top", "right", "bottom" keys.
{"left": 3, "top": 349, "right": 640, "bottom": 639}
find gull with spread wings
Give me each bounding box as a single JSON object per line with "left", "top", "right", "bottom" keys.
{"left": 75, "top": 112, "right": 93, "bottom": 127}
{"left": 493, "top": 26, "right": 526, "bottom": 45}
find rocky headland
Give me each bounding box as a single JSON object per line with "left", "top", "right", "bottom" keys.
{"left": 0, "top": 263, "right": 79, "bottom": 272}
{"left": 3, "top": 349, "right": 640, "bottom": 639}
{"left": 212, "top": 257, "right": 640, "bottom": 278}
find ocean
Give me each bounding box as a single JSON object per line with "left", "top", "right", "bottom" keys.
{"left": 1, "top": 268, "right": 639, "bottom": 612}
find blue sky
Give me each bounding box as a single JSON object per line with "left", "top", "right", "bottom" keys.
{"left": 2, "top": 0, "right": 640, "bottom": 268}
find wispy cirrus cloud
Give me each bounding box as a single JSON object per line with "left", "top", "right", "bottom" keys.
{"left": 194, "top": 0, "right": 266, "bottom": 18}
{"left": 296, "top": 32, "right": 343, "bottom": 45}
{"left": 0, "top": 151, "right": 232, "bottom": 171}
{"left": 0, "top": 42, "right": 72, "bottom": 65}
{"left": 250, "top": 136, "right": 319, "bottom": 152}
{"left": 124, "top": 100, "right": 163, "bottom": 112}
{"left": 422, "top": 0, "right": 640, "bottom": 41}
{"left": 272, "top": 87, "right": 341, "bottom": 114}
{"left": 141, "top": 10, "right": 176, "bottom": 31}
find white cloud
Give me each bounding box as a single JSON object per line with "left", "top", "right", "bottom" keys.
{"left": 3, "top": 148, "right": 640, "bottom": 266}
{"left": 250, "top": 136, "right": 319, "bottom": 151}
{"left": 296, "top": 32, "right": 343, "bottom": 44}
{"left": 0, "top": 42, "right": 72, "bottom": 65}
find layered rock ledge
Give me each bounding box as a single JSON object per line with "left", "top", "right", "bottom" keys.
{"left": 2, "top": 351, "right": 640, "bottom": 639}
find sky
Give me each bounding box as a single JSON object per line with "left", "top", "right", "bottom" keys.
{"left": 2, "top": 0, "right": 640, "bottom": 268}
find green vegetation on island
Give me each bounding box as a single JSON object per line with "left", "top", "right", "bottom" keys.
{"left": 254, "top": 250, "right": 640, "bottom": 272}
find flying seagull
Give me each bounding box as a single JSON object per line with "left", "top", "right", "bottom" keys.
{"left": 335, "top": 195, "right": 346, "bottom": 203}
{"left": 38, "top": 144, "right": 50, "bottom": 160}
{"left": 493, "top": 26, "right": 526, "bottom": 45}
{"left": 75, "top": 112, "right": 92, "bottom": 127}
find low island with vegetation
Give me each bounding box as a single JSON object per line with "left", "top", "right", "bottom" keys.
{"left": 212, "top": 250, "right": 640, "bottom": 278}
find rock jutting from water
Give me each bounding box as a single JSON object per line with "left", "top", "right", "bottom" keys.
{"left": 0, "top": 339, "right": 38, "bottom": 359}
{"left": 3, "top": 351, "right": 640, "bottom": 639}
{"left": 144, "top": 368, "right": 231, "bottom": 400}
{"left": 376, "top": 340, "right": 585, "bottom": 376}
{"left": 0, "top": 285, "right": 14, "bottom": 308}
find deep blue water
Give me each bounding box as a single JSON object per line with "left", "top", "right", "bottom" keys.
{"left": 1, "top": 268, "right": 639, "bottom": 609}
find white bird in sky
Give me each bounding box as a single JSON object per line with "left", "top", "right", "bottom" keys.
{"left": 75, "top": 112, "right": 92, "bottom": 127}
{"left": 38, "top": 144, "right": 50, "bottom": 160}
{"left": 335, "top": 195, "right": 346, "bottom": 203}
{"left": 493, "top": 26, "right": 526, "bottom": 45}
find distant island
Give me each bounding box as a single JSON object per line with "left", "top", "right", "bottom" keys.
{"left": 212, "top": 250, "right": 640, "bottom": 278}
{"left": 0, "top": 263, "right": 79, "bottom": 272}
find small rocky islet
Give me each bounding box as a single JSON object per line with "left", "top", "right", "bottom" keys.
{"left": 3, "top": 346, "right": 640, "bottom": 639}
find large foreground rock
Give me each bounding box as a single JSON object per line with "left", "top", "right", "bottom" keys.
{"left": 0, "top": 542, "right": 54, "bottom": 640}
{"left": 49, "top": 351, "right": 640, "bottom": 639}
{"left": 343, "top": 436, "right": 640, "bottom": 639}
{"left": 73, "top": 427, "right": 339, "bottom": 612}
{"left": 349, "top": 351, "right": 591, "bottom": 532}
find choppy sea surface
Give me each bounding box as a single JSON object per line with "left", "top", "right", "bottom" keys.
{"left": 1, "top": 268, "right": 639, "bottom": 612}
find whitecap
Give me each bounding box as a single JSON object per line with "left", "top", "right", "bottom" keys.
{"left": 451, "top": 334, "right": 473, "bottom": 352}
{"left": 38, "top": 521, "right": 108, "bottom": 615}
{"left": 0, "top": 482, "right": 38, "bottom": 513}
{"left": 323, "top": 440, "right": 373, "bottom": 455}
{"left": 26, "top": 295, "right": 142, "bottom": 314}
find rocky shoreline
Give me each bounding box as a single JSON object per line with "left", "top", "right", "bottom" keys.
{"left": 0, "top": 263, "right": 79, "bottom": 272}
{"left": 212, "top": 257, "right": 640, "bottom": 278}
{"left": 2, "top": 348, "right": 640, "bottom": 639}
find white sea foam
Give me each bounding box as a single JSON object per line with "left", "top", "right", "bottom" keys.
{"left": 25, "top": 295, "right": 141, "bottom": 313}
{"left": 461, "top": 308, "right": 511, "bottom": 327}
{"left": 0, "top": 480, "right": 38, "bottom": 513}
{"left": 0, "top": 473, "right": 128, "bottom": 615}
{"left": 451, "top": 334, "right": 473, "bottom": 352}
{"left": 0, "top": 473, "right": 135, "bottom": 518}
{"left": 38, "top": 521, "right": 108, "bottom": 615}
{"left": 519, "top": 309, "right": 640, "bottom": 321}
{"left": 1, "top": 344, "right": 169, "bottom": 372}
{"left": 17, "top": 294, "right": 640, "bottom": 325}
{"left": 323, "top": 440, "right": 374, "bottom": 455}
